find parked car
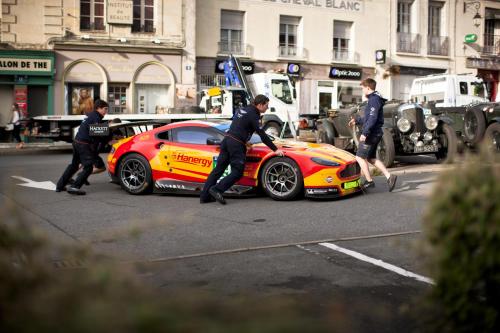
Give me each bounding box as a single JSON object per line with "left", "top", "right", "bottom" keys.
{"left": 107, "top": 120, "right": 362, "bottom": 200}
{"left": 463, "top": 102, "right": 500, "bottom": 151}
{"left": 315, "top": 101, "right": 457, "bottom": 167}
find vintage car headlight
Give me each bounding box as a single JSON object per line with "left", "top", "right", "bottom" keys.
{"left": 423, "top": 132, "right": 433, "bottom": 142}
{"left": 311, "top": 157, "right": 341, "bottom": 167}
{"left": 410, "top": 132, "right": 420, "bottom": 143}
{"left": 424, "top": 115, "right": 438, "bottom": 130}
{"left": 397, "top": 118, "right": 412, "bottom": 133}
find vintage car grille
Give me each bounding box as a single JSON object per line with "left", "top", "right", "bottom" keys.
{"left": 340, "top": 162, "right": 361, "bottom": 178}
{"left": 402, "top": 107, "right": 425, "bottom": 133}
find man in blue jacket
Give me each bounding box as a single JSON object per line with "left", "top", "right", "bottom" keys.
{"left": 56, "top": 99, "right": 109, "bottom": 195}
{"left": 348, "top": 78, "right": 397, "bottom": 192}
{"left": 200, "top": 94, "right": 284, "bottom": 204}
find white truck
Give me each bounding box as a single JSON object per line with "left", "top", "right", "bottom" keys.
{"left": 199, "top": 55, "right": 299, "bottom": 137}
{"left": 409, "top": 74, "right": 489, "bottom": 107}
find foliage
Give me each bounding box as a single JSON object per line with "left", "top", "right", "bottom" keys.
{"left": 421, "top": 149, "right": 500, "bottom": 333}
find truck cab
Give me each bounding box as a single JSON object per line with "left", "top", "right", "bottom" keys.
{"left": 410, "top": 74, "right": 488, "bottom": 107}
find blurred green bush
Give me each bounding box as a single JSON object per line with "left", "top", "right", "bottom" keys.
{"left": 421, "top": 150, "right": 500, "bottom": 333}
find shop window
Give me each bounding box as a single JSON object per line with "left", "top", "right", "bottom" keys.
{"left": 67, "top": 84, "right": 100, "bottom": 115}
{"left": 337, "top": 82, "right": 363, "bottom": 108}
{"left": 135, "top": 84, "right": 169, "bottom": 114}
{"left": 108, "top": 84, "right": 128, "bottom": 114}
{"left": 132, "top": 0, "right": 155, "bottom": 33}
{"left": 80, "top": 0, "right": 105, "bottom": 31}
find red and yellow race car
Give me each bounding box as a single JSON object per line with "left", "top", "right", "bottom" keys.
{"left": 107, "top": 121, "right": 361, "bottom": 200}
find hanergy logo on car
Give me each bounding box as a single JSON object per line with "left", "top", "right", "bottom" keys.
{"left": 172, "top": 152, "right": 213, "bottom": 168}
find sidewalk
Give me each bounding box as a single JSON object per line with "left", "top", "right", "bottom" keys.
{"left": 0, "top": 142, "right": 72, "bottom": 155}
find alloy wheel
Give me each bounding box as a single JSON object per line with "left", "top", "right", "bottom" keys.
{"left": 264, "top": 162, "right": 298, "bottom": 197}
{"left": 120, "top": 159, "right": 147, "bottom": 191}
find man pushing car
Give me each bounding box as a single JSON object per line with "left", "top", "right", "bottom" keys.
{"left": 200, "top": 94, "right": 285, "bottom": 204}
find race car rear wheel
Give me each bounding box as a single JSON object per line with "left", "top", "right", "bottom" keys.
{"left": 261, "top": 157, "right": 304, "bottom": 201}
{"left": 118, "top": 153, "right": 153, "bottom": 195}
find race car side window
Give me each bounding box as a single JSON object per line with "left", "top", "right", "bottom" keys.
{"left": 156, "top": 130, "right": 170, "bottom": 141}
{"left": 171, "top": 127, "right": 224, "bottom": 145}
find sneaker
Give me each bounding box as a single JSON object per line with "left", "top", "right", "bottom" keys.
{"left": 362, "top": 180, "right": 375, "bottom": 190}
{"left": 55, "top": 186, "right": 67, "bottom": 192}
{"left": 208, "top": 187, "right": 226, "bottom": 205}
{"left": 67, "top": 186, "right": 86, "bottom": 195}
{"left": 387, "top": 174, "right": 397, "bottom": 192}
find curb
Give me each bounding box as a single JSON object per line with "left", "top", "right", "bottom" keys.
{"left": 0, "top": 143, "right": 72, "bottom": 155}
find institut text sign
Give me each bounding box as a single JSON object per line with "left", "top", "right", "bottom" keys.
{"left": 259, "top": 0, "right": 363, "bottom": 11}
{"left": 0, "top": 58, "right": 52, "bottom": 73}
{"left": 108, "top": 0, "right": 133, "bottom": 25}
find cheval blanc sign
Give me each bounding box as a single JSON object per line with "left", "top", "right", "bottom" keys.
{"left": 258, "top": 0, "right": 363, "bottom": 11}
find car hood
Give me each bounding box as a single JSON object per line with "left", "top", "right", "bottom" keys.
{"left": 252, "top": 139, "right": 356, "bottom": 163}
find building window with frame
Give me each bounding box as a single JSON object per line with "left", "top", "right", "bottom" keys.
{"left": 333, "top": 21, "right": 352, "bottom": 62}
{"left": 397, "top": 0, "right": 419, "bottom": 53}
{"left": 279, "top": 16, "right": 300, "bottom": 57}
{"left": 132, "top": 0, "right": 154, "bottom": 33}
{"left": 80, "top": 0, "right": 105, "bottom": 31}
{"left": 220, "top": 10, "right": 244, "bottom": 55}
{"left": 428, "top": 1, "right": 447, "bottom": 55}
{"left": 108, "top": 84, "right": 128, "bottom": 114}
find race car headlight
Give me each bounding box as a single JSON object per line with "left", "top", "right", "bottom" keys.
{"left": 311, "top": 157, "right": 341, "bottom": 167}
{"left": 397, "top": 118, "right": 412, "bottom": 133}
{"left": 424, "top": 115, "right": 438, "bottom": 130}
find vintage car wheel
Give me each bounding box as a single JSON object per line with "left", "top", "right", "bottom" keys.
{"left": 484, "top": 122, "right": 500, "bottom": 152}
{"left": 435, "top": 123, "right": 458, "bottom": 163}
{"left": 263, "top": 122, "right": 281, "bottom": 137}
{"left": 261, "top": 157, "right": 304, "bottom": 201}
{"left": 376, "top": 128, "right": 395, "bottom": 168}
{"left": 118, "top": 153, "right": 153, "bottom": 195}
{"left": 464, "top": 108, "right": 486, "bottom": 144}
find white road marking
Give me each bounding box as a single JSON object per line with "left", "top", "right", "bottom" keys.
{"left": 12, "top": 176, "right": 56, "bottom": 191}
{"left": 319, "top": 242, "right": 434, "bottom": 285}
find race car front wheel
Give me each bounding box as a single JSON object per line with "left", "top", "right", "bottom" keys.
{"left": 118, "top": 153, "right": 153, "bottom": 195}
{"left": 260, "top": 157, "right": 304, "bottom": 201}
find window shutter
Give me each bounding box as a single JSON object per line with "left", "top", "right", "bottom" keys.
{"left": 221, "top": 10, "right": 244, "bottom": 30}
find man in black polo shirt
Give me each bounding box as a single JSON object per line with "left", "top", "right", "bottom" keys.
{"left": 56, "top": 99, "right": 109, "bottom": 195}
{"left": 200, "top": 94, "right": 284, "bottom": 204}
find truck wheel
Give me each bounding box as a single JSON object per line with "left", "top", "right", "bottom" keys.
{"left": 376, "top": 128, "right": 395, "bottom": 168}
{"left": 118, "top": 153, "right": 153, "bottom": 195}
{"left": 263, "top": 122, "right": 281, "bottom": 137}
{"left": 435, "top": 123, "right": 457, "bottom": 163}
{"left": 260, "top": 157, "right": 304, "bottom": 201}
{"left": 464, "top": 108, "right": 486, "bottom": 144}
{"left": 484, "top": 122, "right": 500, "bottom": 152}
{"left": 316, "top": 120, "right": 336, "bottom": 145}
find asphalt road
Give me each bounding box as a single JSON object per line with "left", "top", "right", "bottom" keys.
{"left": 0, "top": 152, "right": 447, "bottom": 332}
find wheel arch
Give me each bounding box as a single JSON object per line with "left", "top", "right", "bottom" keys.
{"left": 113, "top": 150, "right": 150, "bottom": 177}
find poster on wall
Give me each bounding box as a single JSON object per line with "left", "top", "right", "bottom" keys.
{"left": 175, "top": 84, "right": 197, "bottom": 109}
{"left": 14, "top": 85, "right": 28, "bottom": 117}
{"left": 71, "top": 87, "right": 94, "bottom": 115}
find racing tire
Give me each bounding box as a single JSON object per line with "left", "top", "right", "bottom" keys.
{"left": 376, "top": 128, "right": 395, "bottom": 168}
{"left": 484, "top": 122, "right": 500, "bottom": 152}
{"left": 260, "top": 157, "right": 304, "bottom": 201}
{"left": 118, "top": 153, "right": 153, "bottom": 195}
{"left": 464, "top": 108, "right": 486, "bottom": 144}
{"left": 435, "top": 123, "right": 458, "bottom": 163}
{"left": 263, "top": 121, "right": 282, "bottom": 138}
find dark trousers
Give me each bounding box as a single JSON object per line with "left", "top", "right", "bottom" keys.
{"left": 200, "top": 137, "right": 246, "bottom": 200}
{"left": 12, "top": 124, "right": 22, "bottom": 143}
{"left": 56, "top": 142, "right": 96, "bottom": 190}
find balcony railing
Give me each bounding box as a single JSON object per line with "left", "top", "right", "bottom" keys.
{"left": 397, "top": 32, "right": 421, "bottom": 54}
{"left": 428, "top": 36, "right": 449, "bottom": 56}
{"left": 278, "top": 45, "right": 307, "bottom": 59}
{"left": 217, "top": 41, "right": 249, "bottom": 56}
{"left": 483, "top": 34, "right": 500, "bottom": 55}
{"left": 198, "top": 74, "right": 226, "bottom": 89}
{"left": 332, "top": 47, "right": 360, "bottom": 63}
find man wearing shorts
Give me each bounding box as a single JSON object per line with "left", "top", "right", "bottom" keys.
{"left": 348, "top": 78, "right": 397, "bottom": 192}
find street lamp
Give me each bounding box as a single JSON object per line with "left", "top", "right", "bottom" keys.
{"left": 464, "top": 1, "right": 482, "bottom": 27}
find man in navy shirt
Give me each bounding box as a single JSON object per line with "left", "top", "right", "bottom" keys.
{"left": 348, "top": 78, "right": 397, "bottom": 192}
{"left": 201, "top": 94, "right": 284, "bottom": 204}
{"left": 56, "top": 100, "right": 109, "bottom": 195}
